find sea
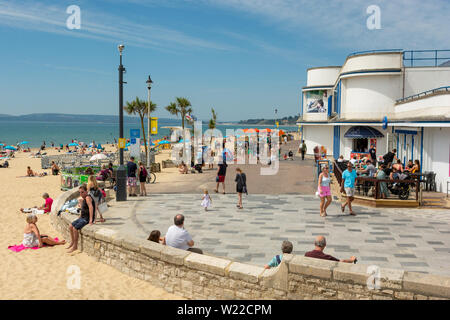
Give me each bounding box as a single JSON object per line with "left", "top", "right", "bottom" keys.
{"left": 0, "top": 120, "right": 298, "bottom": 148}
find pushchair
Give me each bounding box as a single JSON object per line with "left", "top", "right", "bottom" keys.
{"left": 388, "top": 172, "right": 411, "bottom": 200}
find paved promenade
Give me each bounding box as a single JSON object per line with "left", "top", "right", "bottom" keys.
{"left": 99, "top": 193, "right": 450, "bottom": 277}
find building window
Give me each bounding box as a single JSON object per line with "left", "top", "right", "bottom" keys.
{"left": 352, "top": 138, "right": 368, "bottom": 152}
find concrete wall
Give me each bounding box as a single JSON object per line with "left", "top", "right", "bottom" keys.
{"left": 423, "top": 127, "right": 450, "bottom": 193}
{"left": 51, "top": 189, "right": 450, "bottom": 300}
{"left": 307, "top": 67, "right": 341, "bottom": 86}
{"left": 404, "top": 67, "right": 450, "bottom": 97}
{"left": 395, "top": 93, "right": 450, "bottom": 120}
{"left": 303, "top": 125, "right": 333, "bottom": 156}
{"left": 340, "top": 75, "right": 402, "bottom": 120}
{"left": 340, "top": 52, "right": 402, "bottom": 75}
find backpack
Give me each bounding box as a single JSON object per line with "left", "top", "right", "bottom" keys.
{"left": 140, "top": 166, "right": 148, "bottom": 178}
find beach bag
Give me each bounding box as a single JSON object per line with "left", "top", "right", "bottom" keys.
{"left": 98, "top": 199, "right": 108, "bottom": 214}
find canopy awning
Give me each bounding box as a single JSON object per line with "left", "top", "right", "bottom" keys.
{"left": 344, "top": 126, "right": 384, "bottom": 138}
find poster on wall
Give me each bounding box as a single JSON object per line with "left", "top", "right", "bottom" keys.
{"left": 306, "top": 90, "right": 328, "bottom": 113}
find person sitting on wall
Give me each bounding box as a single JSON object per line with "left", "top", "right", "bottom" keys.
{"left": 147, "top": 230, "right": 165, "bottom": 244}
{"left": 264, "top": 241, "right": 293, "bottom": 269}
{"left": 163, "top": 214, "right": 202, "bottom": 254}
{"left": 305, "top": 236, "right": 357, "bottom": 263}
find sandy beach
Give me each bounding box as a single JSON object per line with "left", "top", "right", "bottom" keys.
{"left": 0, "top": 147, "right": 182, "bottom": 299}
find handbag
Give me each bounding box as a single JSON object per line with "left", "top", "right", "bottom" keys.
{"left": 98, "top": 201, "right": 108, "bottom": 214}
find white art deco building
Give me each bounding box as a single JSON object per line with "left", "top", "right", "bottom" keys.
{"left": 297, "top": 49, "right": 450, "bottom": 192}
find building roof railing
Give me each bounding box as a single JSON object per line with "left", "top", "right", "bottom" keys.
{"left": 396, "top": 86, "right": 450, "bottom": 104}
{"left": 403, "top": 50, "right": 450, "bottom": 67}
{"left": 347, "top": 49, "right": 403, "bottom": 57}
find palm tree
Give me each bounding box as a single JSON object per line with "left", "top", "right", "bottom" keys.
{"left": 124, "top": 97, "right": 157, "bottom": 164}
{"left": 208, "top": 108, "right": 217, "bottom": 130}
{"left": 165, "top": 97, "right": 192, "bottom": 130}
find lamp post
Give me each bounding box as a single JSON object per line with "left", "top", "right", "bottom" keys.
{"left": 146, "top": 75, "right": 153, "bottom": 169}
{"left": 116, "top": 44, "right": 127, "bottom": 201}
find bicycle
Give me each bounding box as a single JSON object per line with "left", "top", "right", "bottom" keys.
{"left": 146, "top": 172, "right": 156, "bottom": 184}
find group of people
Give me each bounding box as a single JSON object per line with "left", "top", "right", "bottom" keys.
{"left": 147, "top": 214, "right": 203, "bottom": 254}
{"left": 126, "top": 156, "right": 148, "bottom": 197}
{"left": 264, "top": 236, "right": 357, "bottom": 269}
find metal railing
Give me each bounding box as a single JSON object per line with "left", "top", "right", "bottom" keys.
{"left": 396, "top": 86, "right": 450, "bottom": 104}
{"left": 347, "top": 49, "right": 403, "bottom": 57}
{"left": 354, "top": 177, "right": 419, "bottom": 201}
{"left": 403, "top": 50, "right": 450, "bottom": 67}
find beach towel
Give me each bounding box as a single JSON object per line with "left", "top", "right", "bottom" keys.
{"left": 8, "top": 238, "right": 59, "bottom": 252}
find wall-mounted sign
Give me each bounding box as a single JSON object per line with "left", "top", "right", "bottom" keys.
{"left": 306, "top": 90, "right": 328, "bottom": 113}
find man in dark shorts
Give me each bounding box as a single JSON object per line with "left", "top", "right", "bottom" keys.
{"left": 214, "top": 160, "right": 227, "bottom": 194}
{"left": 67, "top": 185, "right": 95, "bottom": 253}
{"left": 127, "top": 156, "right": 138, "bottom": 197}
{"left": 305, "top": 236, "right": 356, "bottom": 263}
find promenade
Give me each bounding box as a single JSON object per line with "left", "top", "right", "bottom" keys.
{"left": 97, "top": 193, "right": 450, "bottom": 277}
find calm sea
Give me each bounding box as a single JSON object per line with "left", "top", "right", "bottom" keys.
{"left": 0, "top": 120, "right": 297, "bottom": 148}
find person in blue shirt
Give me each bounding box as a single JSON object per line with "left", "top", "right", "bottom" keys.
{"left": 340, "top": 162, "right": 358, "bottom": 215}
{"left": 264, "top": 241, "right": 293, "bottom": 269}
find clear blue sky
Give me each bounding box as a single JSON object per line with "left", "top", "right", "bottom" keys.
{"left": 0, "top": 0, "right": 449, "bottom": 121}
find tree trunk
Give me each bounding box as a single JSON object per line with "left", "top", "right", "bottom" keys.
{"left": 139, "top": 114, "right": 148, "bottom": 164}
{"left": 181, "top": 111, "right": 185, "bottom": 130}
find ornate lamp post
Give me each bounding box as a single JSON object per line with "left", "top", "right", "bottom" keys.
{"left": 146, "top": 75, "right": 153, "bottom": 169}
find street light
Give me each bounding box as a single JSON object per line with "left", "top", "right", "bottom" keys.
{"left": 116, "top": 44, "right": 127, "bottom": 201}
{"left": 146, "top": 75, "right": 153, "bottom": 169}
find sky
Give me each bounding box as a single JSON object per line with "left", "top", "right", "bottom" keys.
{"left": 0, "top": 0, "right": 449, "bottom": 121}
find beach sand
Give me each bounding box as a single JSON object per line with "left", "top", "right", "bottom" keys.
{"left": 0, "top": 147, "right": 182, "bottom": 299}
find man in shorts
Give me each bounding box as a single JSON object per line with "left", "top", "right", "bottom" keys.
{"left": 67, "top": 185, "right": 95, "bottom": 253}
{"left": 340, "top": 162, "right": 357, "bottom": 215}
{"left": 127, "top": 156, "right": 138, "bottom": 197}
{"left": 214, "top": 159, "right": 227, "bottom": 194}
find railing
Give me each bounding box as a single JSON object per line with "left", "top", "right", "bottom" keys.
{"left": 354, "top": 177, "right": 419, "bottom": 201}
{"left": 403, "top": 50, "right": 450, "bottom": 67}
{"left": 347, "top": 49, "right": 403, "bottom": 57}
{"left": 396, "top": 86, "right": 450, "bottom": 104}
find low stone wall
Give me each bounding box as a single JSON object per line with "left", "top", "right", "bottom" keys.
{"left": 50, "top": 189, "right": 450, "bottom": 300}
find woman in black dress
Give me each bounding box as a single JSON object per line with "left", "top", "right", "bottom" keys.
{"left": 137, "top": 161, "right": 148, "bottom": 196}
{"left": 235, "top": 168, "right": 247, "bottom": 209}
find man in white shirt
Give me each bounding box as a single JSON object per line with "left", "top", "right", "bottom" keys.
{"left": 164, "top": 214, "right": 203, "bottom": 254}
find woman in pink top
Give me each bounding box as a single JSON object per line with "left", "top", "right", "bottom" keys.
{"left": 39, "top": 193, "right": 53, "bottom": 213}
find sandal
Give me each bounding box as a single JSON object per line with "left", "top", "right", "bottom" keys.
{"left": 214, "top": 189, "right": 218, "bottom": 193}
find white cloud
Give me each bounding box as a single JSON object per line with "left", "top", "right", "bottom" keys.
{"left": 0, "top": 0, "right": 235, "bottom": 52}
{"left": 199, "top": 0, "right": 450, "bottom": 49}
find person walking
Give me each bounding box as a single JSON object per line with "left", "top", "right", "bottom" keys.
{"left": 201, "top": 190, "right": 212, "bottom": 211}
{"left": 318, "top": 165, "right": 332, "bottom": 217}
{"left": 127, "top": 156, "right": 138, "bottom": 197}
{"left": 340, "top": 162, "right": 357, "bottom": 215}
{"left": 298, "top": 140, "right": 307, "bottom": 160}
{"left": 235, "top": 168, "right": 247, "bottom": 209}
{"left": 137, "top": 161, "right": 148, "bottom": 196}
{"left": 214, "top": 160, "right": 227, "bottom": 194}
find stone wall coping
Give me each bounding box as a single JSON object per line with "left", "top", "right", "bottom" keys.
{"left": 185, "top": 253, "right": 232, "bottom": 276}
{"left": 288, "top": 256, "right": 338, "bottom": 280}
{"left": 227, "top": 262, "right": 265, "bottom": 284}
{"left": 403, "top": 271, "right": 450, "bottom": 298}
{"left": 50, "top": 187, "right": 450, "bottom": 300}
{"left": 161, "top": 245, "right": 191, "bottom": 265}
